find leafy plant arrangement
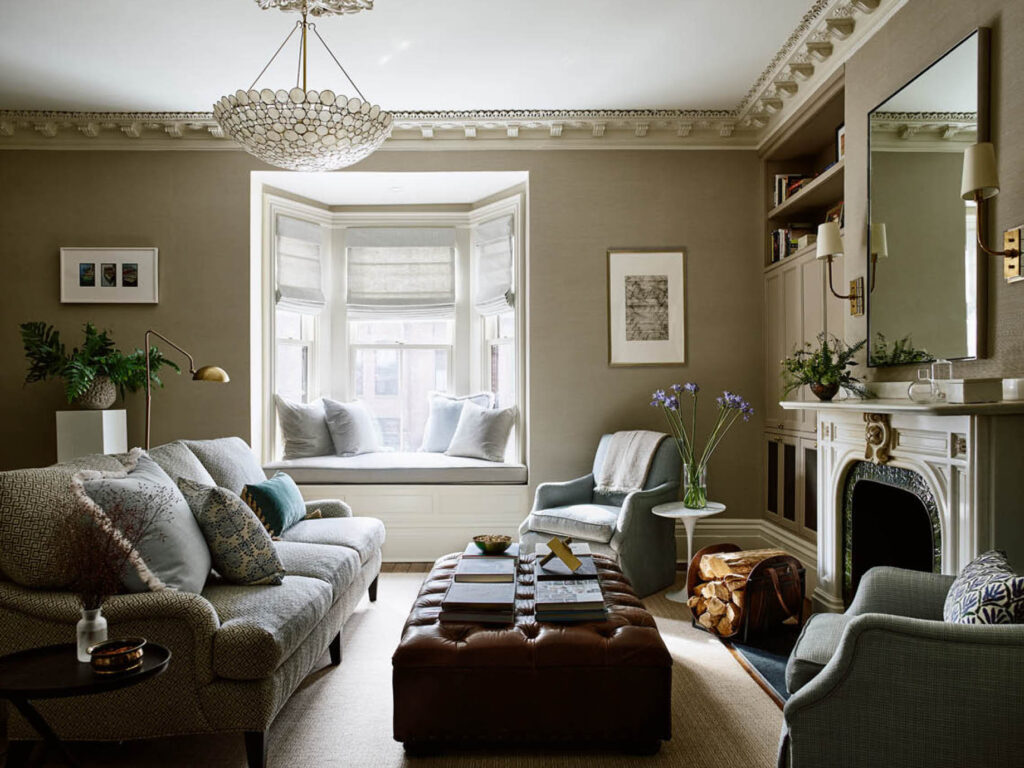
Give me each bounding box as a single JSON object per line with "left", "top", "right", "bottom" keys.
{"left": 20, "top": 321, "right": 179, "bottom": 404}
{"left": 782, "top": 333, "right": 869, "bottom": 401}
{"left": 650, "top": 383, "right": 753, "bottom": 508}
{"left": 869, "top": 332, "right": 934, "bottom": 367}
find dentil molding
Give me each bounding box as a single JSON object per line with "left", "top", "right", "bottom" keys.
{"left": 0, "top": 0, "right": 903, "bottom": 152}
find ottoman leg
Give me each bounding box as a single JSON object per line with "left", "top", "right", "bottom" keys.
{"left": 245, "top": 729, "right": 267, "bottom": 768}
{"left": 624, "top": 738, "right": 662, "bottom": 755}
{"left": 329, "top": 631, "right": 342, "bottom": 666}
{"left": 368, "top": 575, "right": 379, "bottom": 602}
{"left": 404, "top": 741, "right": 442, "bottom": 757}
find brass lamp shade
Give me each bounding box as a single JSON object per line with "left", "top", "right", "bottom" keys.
{"left": 192, "top": 365, "right": 230, "bottom": 382}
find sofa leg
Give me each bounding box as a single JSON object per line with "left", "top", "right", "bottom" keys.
{"left": 245, "top": 729, "right": 267, "bottom": 768}
{"left": 368, "top": 575, "right": 379, "bottom": 602}
{"left": 329, "top": 631, "right": 342, "bottom": 666}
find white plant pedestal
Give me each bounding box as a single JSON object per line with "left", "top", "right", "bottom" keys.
{"left": 55, "top": 410, "right": 127, "bottom": 463}
{"left": 652, "top": 501, "right": 727, "bottom": 603}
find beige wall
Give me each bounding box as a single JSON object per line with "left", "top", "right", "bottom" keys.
{"left": 0, "top": 149, "right": 764, "bottom": 518}
{"left": 844, "top": 0, "right": 1024, "bottom": 379}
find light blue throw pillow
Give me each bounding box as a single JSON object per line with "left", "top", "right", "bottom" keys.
{"left": 420, "top": 392, "right": 493, "bottom": 452}
{"left": 78, "top": 453, "right": 211, "bottom": 594}
{"left": 944, "top": 550, "right": 1024, "bottom": 624}
{"left": 323, "top": 399, "right": 380, "bottom": 456}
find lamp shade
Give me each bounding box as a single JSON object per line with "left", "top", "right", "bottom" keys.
{"left": 193, "top": 366, "right": 230, "bottom": 382}
{"left": 871, "top": 223, "right": 888, "bottom": 259}
{"left": 961, "top": 142, "right": 999, "bottom": 200}
{"left": 816, "top": 221, "right": 844, "bottom": 260}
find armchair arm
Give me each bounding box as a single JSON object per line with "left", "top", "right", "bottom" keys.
{"left": 531, "top": 473, "right": 595, "bottom": 512}
{"left": 846, "top": 565, "right": 954, "bottom": 620}
{"left": 304, "top": 498, "right": 353, "bottom": 518}
{"left": 782, "top": 613, "right": 1024, "bottom": 768}
{"left": 613, "top": 481, "right": 680, "bottom": 539}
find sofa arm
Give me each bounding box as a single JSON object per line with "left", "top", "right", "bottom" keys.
{"left": 846, "top": 565, "right": 954, "bottom": 620}
{"left": 304, "top": 498, "right": 353, "bottom": 518}
{"left": 782, "top": 613, "right": 1024, "bottom": 767}
{"left": 531, "top": 473, "right": 595, "bottom": 512}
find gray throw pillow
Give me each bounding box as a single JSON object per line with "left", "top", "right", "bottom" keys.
{"left": 183, "top": 437, "right": 267, "bottom": 495}
{"left": 445, "top": 401, "right": 517, "bottom": 462}
{"left": 420, "top": 392, "right": 493, "bottom": 453}
{"left": 323, "top": 399, "right": 380, "bottom": 456}
{"left": 177, "top": 479, "right": 285, "bottom": 586}
{"left": 147, "top": 441, "right": 217, "bottom": 486}
{"left": 275, "top": 395, "right": 333, "bottom": 459}
{"left": 77, "top": 453, "right": 212, "bottom": 594}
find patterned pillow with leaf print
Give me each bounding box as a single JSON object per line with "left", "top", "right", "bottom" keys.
{"left": 943, "top": 550, "right": 1024, "bottom": 625}
{"left": 177, "top": 478, "right": 285, "bottom": 587}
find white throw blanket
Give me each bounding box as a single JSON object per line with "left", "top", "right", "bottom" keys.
{"left": 594, "top": 430, "right": 667, "bottom": 494}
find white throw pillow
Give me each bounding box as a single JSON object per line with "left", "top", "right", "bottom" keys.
{"left": 446, "top": 401, "right": 517, "bottom": 462}
{"left": 274, "top": 395, "right": 333, "bottom": 459}
{"left": 323, "top": 399, "right": 381, "bottom": 456}
{"left": 420, "top": 392, "right": 493, "bottom": 453}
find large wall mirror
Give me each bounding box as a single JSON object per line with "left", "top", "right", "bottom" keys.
{"left": 868, "top": 29, "right": 989, "bottom": 366}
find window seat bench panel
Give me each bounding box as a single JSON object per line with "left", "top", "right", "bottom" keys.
{"left": 264, "top": 452, "right": 527, "bottom": 485}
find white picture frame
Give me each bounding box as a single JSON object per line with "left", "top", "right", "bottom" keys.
{"left": 607, "top": 248, "right": 686, "bottom": 366}
{"left": 60, "top": 247, "right": 158, "bottom": 304}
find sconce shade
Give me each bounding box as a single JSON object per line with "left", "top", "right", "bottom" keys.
{"left": 193, "top": 365, "right": 230, "bottom": 382}
{"left": 871, "top": 223, "right": 888, "bottom": 259}
{"left": 961, "top": 142, "right": 1000, "bottom": 200}
{"left": 816, "top": 221, "right": 844, "bottom": 260}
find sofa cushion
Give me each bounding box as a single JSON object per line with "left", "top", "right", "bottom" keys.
{"left": 147, "top": 441, "right": 216, "bottom": 486}
{"left": 183, "top": 437, "right": 267, "bottom": 495}
{"left": 178, "top": 480, "right": 285, "bottom": 587}
{"left": 323, "top": 399, "right": 380, "bottom": 456}
{"left": 526, "top": 504, "right": 621, "bottom": 543}
{"left": 204, "top": 574, "right": 332, "bottom": 680}
{"left": 279, "top": 517, "right": 385, "bottom": 566}
{"left": 785, "top": 612, "right": 852, "bottom": 694}
{"left": 0, "top": 453, "right": 128, "bottom": 589}
{"left": 240, "top": 473, "right": 307, "bottom": 537}
{"left": 263, "top": 452, "right": 527, "bottom": 485}
{"left": 944, "top": 549, "right": 1024, "bottom": 625}
{"left": 420, "top": 392, "right": 492, "bottom": 452}
{"left": 275, "top": 540, "right": 361, "bottom": 602}
{"left": 275, "top": 395, "right": 334, "bottom": 460}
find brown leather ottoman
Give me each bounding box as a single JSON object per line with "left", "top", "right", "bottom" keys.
{"left": 392, "top": 553, "right": 672, "bottom": 754}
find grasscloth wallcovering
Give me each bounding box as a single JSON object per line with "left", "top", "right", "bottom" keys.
{"left": 0, "top": 149, "right": 763, "bottom": 519}
{"left": 844, "top": 0, "right": 1024, "bottom": 379}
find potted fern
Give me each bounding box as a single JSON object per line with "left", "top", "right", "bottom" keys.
{"left": 20, "top": 322, "right": 179, "bottom": 409}
{"left": 782, "top": 333, "right": 868, "bottom": 401}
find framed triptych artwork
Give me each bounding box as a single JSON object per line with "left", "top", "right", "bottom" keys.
{"left": 60, "top": 247, "right": 159, "bottom": 304}
{"left": 607, "top": 249, "right": 686, "bottom": 366}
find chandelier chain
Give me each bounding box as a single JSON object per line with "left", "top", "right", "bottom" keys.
{"left": 248, "top": 21, "right": 302, "bottom": 91}
{"left": 310, "top": 23, "right": 367, "bottom": 103}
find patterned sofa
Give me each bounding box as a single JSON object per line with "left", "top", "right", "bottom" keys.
{"left": 0, "top": 437, "right": 385, "bottom": 768}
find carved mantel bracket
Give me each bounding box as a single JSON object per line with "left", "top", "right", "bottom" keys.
{"left": 864, "top": 413, "right": 893, "bottom": 464}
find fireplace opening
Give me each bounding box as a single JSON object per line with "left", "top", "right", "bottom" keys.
{"left": 842, "top": 462, "right": 941, "bottom": 604}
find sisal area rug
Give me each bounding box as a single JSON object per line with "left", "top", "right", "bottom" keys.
{"left": 2, "top": 571, "right": 782, "bottom": 768}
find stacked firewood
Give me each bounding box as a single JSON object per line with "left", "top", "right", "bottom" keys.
{"left": 686, "top": 548, "right": 786, "bottom": 636}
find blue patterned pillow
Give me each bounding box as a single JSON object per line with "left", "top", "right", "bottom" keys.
{"left": 943, "top": 550, "right": 1024, "bottom": 624}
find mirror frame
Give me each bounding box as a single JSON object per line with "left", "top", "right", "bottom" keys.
{"left": 866, "top": 27, "right": 991, "bottom": 366}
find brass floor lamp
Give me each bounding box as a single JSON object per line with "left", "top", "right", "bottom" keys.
{"left": 144, "top": 329, "right": 229, "bottom": 450}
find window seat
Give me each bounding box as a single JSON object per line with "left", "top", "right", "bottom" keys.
{"left": 265, "top": 452, "right": 527, "bottom": 485}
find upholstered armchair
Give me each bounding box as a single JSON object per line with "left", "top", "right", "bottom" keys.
{"left": 518, "top": 434, "right": 680, "bottom": 597}
{"left": 779, "top": 566, "right": 1024, "bottom": 768}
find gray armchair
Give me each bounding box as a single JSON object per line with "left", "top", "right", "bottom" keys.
{"left": 780, "top": 566, "right": 1024, "bottom": 768}
{"left": 518, "top": 434, "right": 680, "bottom": 597}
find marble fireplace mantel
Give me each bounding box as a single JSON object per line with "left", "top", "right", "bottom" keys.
{"left": 780, "top": 398, "right": 1024, "bottom": 612}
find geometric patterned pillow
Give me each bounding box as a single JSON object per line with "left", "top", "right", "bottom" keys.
{"left": 943, "top": 550, "right": 1024, "bottom": 624}
{"left": 177, "top": 479, "right": 285, "bottom": 587}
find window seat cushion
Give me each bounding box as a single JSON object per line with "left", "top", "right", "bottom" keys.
{"left": 264, "top": 452, "right": 527, "bottom": 485}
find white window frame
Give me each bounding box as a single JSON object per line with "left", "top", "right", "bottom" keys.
{"left": 274, "top": 309, "right": 317, "bottom": 404}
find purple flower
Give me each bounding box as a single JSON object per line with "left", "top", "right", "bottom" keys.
{"left": 670, "top": 384, "right": 683, "bottom": 393}
{"left": 665, "top": 395, "right": 680, "bottom": 411}
{"left": 650, "top": 389, "right": 668, "bottom": 408}
{"left": 684, "top": 382, "right": 699, "bottom": 394}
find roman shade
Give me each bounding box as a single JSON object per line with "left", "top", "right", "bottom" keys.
{"left": 472, "top": 215, "right": 515, "bottom": 316}
{"left": 346, "top": 228, "right": 456, "bottom": 318}
{"left": 275, "top": 214, "right": 326, "bottom": 311}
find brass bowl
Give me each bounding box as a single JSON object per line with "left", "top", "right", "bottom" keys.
{"left": 473, "top": 534, "right": 512, "bottom": 554}
{"left": 89, "top": 637, "right": 147, "bottom": 675}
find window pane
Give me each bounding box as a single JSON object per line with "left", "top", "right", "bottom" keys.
{"left": 375, "top": 350, "right": 399, "bottom": 396}
{"left": 276, "top": 343, "right": 308, "bottom": 403}
{"left": 497, "top": 310, "right": 515, "bottom": 339}
{"left": 351, "top": 319, "right": 452, "bottom": 345}
{"left": 489, "top": 342, "right": 515, "bottom": 410}
{"left": 354, "top": 349, "right": 400, "bottom": 449}
{"left": 378, "top": 418, "right": 401, "bottom": 451}
{"left": 276, "top": 309, "right": 302, "bottom": 340}
{"left": 401, "top": 348, "right": 449, "bottom": 450}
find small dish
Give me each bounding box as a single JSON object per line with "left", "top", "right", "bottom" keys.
{"left": 89, "top": 637, "right": 147, "bottom": 675}
{"left": 473, "top": 534, "right": 512, "bottom": 554}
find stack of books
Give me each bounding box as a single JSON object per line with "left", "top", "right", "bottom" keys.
{"left": 440, "top": 540, "right": 520, "bottom": 623}
{"left": 535, "top": 579, "right": 606, "bottom": 622}
{"left": 773, "top": 173, "right": 810, "bottom": 207}
{"left": 534, "top": 542, "right": 598, "bottom": 580}
{"left": 769, "top": 223, "right": 816, "bottom": 264}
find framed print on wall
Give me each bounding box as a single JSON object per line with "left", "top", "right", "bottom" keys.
{"left": 60, "top": 247, "right": 158, "bottom": 303}
{"left": 607, "top": 248, "right": 686, "bottom": 366}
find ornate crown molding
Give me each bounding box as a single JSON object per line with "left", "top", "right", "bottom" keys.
{"left": 870, "top": 110, "right": 978, "bottom": 150}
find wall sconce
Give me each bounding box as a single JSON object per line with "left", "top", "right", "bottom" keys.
{"left": 960, "top": 142, "right": 1022, "bottom": 282}
{"left": 869, "top": 223, "right": 887, "bottom": 293}
{"left": 816, "top": 221, "right": 864, "bottom": 315}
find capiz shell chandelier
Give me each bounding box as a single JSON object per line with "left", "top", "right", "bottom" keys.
{"left": 214, "top": 0, "right": 392, "bottom": 171}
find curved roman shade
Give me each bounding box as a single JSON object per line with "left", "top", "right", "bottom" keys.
{"left": 276, "top": 214, "right": 325, "bottom": 311}
{"left": 472, "top": 215, "right": 515, "bottom": 316}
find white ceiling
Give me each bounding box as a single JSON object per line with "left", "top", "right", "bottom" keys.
{"left": 0, "top": 0, "right": 812, "bottom": 112}
{"left": 255, "top": 170, "right": 528, "bottom": 205}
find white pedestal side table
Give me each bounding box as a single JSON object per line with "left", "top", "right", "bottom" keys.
{"left": 55, "top": 410, "right": 127, "bottom": 463}
{"left": 652, "top": 501, "right": 726, "bottom": 603}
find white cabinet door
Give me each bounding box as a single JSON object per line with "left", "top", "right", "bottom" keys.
{"left": 764, "top": 269, "right": 785, "bottom": 432}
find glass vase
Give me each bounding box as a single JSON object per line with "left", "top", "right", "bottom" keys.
{"left": 683, "top": 464, "right": 708, "bottom": 509}
{"left": 76, "top": 607, "right": 107, "bottom": 662}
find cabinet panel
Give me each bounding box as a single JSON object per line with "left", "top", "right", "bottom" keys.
{"left": 781, "top": 263, "right": 804, "bottom": 432}
{"left": 764, "top": 270, "right": 785, "bottom": 431}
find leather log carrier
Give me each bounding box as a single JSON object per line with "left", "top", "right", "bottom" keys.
{"left": 392, "top": 553, "right": 672, "bottom": 754}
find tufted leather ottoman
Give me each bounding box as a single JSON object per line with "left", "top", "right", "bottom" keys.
{"left": 392, "top": 553, "right": 672, "bottom": 754}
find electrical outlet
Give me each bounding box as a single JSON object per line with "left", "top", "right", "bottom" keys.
{"left": 849, "top": 277, "right": 865, "bottom": 316}
{"left": 1005, "top": 226, "right": 1022, "bottom": 282}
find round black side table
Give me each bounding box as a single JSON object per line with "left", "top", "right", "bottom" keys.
{"left": 0, "top": 642, "right": 171, "bottom": 768}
